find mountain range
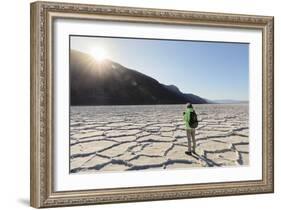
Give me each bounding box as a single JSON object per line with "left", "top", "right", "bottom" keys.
{"left": 70, "top": 49, "right": 208, "bottom": 105}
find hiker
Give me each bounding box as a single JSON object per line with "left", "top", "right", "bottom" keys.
{"left": 183, "top": 103, "right": 198, "bottom": 155}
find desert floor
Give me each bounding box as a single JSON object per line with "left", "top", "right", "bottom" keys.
{"left": 70, "top": 104, "right": 249, "bottom": 173}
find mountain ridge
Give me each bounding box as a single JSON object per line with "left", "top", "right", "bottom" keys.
{"left": 70, "top": 49, "right": 208, "bottom": 105}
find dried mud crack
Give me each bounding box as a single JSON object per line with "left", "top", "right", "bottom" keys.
{"left": 70, "top": 104, "right": 249, "bottom": 173}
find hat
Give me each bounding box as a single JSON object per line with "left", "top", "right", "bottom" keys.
{"left": 186, "top": 103, "right": 193, "bottom": 108}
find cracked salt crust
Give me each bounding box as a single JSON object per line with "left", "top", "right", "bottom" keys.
{"left": 70, "top": 104, "right": 249, "bottom": 173}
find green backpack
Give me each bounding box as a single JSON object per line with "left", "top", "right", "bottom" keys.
{"left": 189, "top": 111, "right": 198, "bottom": 128}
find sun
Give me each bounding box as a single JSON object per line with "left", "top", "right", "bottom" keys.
{"left": 90, "top": 47, "right": 108, "bottom": 62}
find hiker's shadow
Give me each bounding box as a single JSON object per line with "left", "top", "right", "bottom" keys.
{"left": 189, "top": 152, "right": 220, "bottom": 167}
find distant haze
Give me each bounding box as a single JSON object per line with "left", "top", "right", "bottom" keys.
{"left": 71, "top": 36, "right": 249, "bottom": 101}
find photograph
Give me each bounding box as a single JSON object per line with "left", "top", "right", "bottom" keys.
{"left": 30, "top": 1, "right": 274, "bottom": 207}
{"left": 69, "top": 36, "right": 249, "bottom": 173}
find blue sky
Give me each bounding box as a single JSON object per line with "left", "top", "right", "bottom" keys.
{"left": 70, "top": 36, "right": 249, "bottom": 101}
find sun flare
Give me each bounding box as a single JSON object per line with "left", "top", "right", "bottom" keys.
{"left": 91, "top": 47, "right": 108, "bottom": 62}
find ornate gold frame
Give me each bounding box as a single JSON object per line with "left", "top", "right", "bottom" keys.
{"left": 30, "top": 1, "right": 274, "bottom": 208}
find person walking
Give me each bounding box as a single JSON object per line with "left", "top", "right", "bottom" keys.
{"left": 183, "top": 103, "right": 198, "bottom": 155}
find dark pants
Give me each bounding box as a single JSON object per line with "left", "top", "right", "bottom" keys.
{"left": 186, "top": 129, "right": 196, "bottom": 152}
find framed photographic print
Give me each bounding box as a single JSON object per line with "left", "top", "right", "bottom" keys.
{"left": 30, "top": 1, "right": 274, "bottom": 208}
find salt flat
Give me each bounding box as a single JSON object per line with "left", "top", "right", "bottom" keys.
{"left": 70, "top": 104, "right": 249, "bottom": 173}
